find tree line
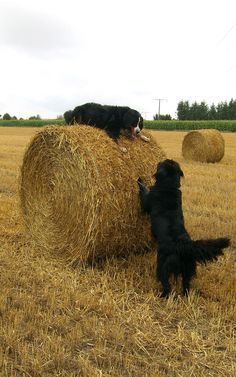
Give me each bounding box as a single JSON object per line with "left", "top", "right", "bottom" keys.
{"left": 0, "top": 113, "right": 42, "bottom": 120}
{"left": 177, "top": 99, "right": 236, "bottom": 120}
{"left": 3, "top": 99, "right": 236, "bottom": 122}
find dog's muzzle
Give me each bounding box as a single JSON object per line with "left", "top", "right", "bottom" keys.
{"left": 131, "top": 126, "right": 140, "bottom": 139}
{"left": 134, "top": 125, "right": 141, "bottom": 134}
{"left": 131, "top": 117, "right": 142, "bottom": 139}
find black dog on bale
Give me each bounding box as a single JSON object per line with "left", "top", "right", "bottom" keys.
{"left": 64, "top": 103, "right": 150, "bottom": 149}
{"left": 137, "top": 159, "right": 230, "bottom": 298}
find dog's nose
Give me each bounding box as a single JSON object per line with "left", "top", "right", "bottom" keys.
{"left": 134, "top": 125, "right": 141, "bottom": 134}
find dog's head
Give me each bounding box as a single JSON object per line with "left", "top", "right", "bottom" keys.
{"left": 123, "top": 109, "right": 144, "bottom": 139}
{"left": 154, "top": 159, "right": 184, "bottom": 188}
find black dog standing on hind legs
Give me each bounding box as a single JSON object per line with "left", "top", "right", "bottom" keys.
{"left": 137, "top": 159, "right": 230, "bottom": 298}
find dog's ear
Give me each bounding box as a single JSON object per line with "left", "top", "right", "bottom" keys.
{"left": 153, "top": 166, "right": 167, "bottom": 180}
{"left": 169, "top": 159, "right": 184, "bottom": 178}
{"left": 172, "top": 165, "right": 184, "bottom": 179}
{"left": 139, "top": 116, "right": 144, "bottom": 130}
{"left": 179, "top": 168, "right": 184, "bottom": 177}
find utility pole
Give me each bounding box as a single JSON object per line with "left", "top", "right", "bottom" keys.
{"left": 153, "top": 98, "right": 167, "bottom": 120}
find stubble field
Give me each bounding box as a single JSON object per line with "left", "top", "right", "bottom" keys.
{"left": 0, "top": 127, "right": 235, "bottom": 377}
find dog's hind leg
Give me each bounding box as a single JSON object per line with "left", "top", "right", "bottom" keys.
{"left": 181, "top": 261, "right": 196, "bottom": 296}
{"left": 156, "top": 254, "right": 177, "bottom": 298}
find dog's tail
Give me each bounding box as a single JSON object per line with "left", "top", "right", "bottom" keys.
{"left": 182, "top": 237, "right": 230, "bottom": 264}
{"left": 64, "top": 110, "right": 74, "bottom": 124}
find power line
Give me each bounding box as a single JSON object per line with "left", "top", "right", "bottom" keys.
{"left": 217, "top": 22, "right": 236, "bottom": 47}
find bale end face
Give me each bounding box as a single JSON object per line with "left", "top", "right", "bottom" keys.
{"left": 19, "top": 125, "right": 166, "bottom": 264}
{"left": 182, "top": 129, "right": 225, "bottom": 163}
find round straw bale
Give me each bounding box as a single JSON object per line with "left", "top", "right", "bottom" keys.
{"left": 19, "top": 125, "right": 166, "bottom": 264}
{"left": 182, "top": 129, "right": 225, "bottom": 163}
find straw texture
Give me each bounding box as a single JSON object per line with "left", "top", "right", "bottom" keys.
{"left": 182, "top": 129, "right": 225, "bottom": 163}
{"left": 19, "top": 125, "right": 166, "bottom": 264}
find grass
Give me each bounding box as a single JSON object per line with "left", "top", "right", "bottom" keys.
{"left": 0, "top": 119, "right": 64, "bottom": 127}
{"left": 144, "top": 120, "right": 236, "bottom": 131}
{"left": 1, "top": 119, "right": 236, "bottom": 131}
{"left": 0, "top": 127, "right": 236, "bottom": 376}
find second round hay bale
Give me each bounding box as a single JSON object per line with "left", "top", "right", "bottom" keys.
{"left": 19, "top": 125, "right": 166, "bottom": 264}
{"left": 182, "top": 129, "right": 225, "bottom": 163}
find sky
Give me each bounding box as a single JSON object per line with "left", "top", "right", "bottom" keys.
{"left": 0, "top": 0, "right": 236, "bottom": 120}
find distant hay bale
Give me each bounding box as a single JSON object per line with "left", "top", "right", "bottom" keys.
{"left": 19, "top": 125, "right": 166, "bottom": 264}
{"left": 182, "top": 129, "right": 225, "bottom": 163}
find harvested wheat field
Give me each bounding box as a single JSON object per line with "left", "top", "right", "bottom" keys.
{"left": 0, "top": 126, "right": 236, "bottom": 377}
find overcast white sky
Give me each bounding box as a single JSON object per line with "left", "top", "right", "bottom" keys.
{"left": 0, "top": 0, "right": 236, "bottom": 119}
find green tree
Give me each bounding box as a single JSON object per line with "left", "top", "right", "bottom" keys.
{"left": 208, "top": 104, "right": 217, "bottom": 120}
{"left": 3, "top": 113, "right": 11, "bottom": 120}
{"left": 228, "top": 98, "right": 236, "bottom": 119}
{"left": 177, "top": 98, "right": 236, "bottom": 120}
{"left": 177, "top": 101, "right": 190, "bottom": 120}
{"left": 217, "top": 102, "right": 228, "bottom": 119}
{"left": 153, "top": 114, "right": 172, "bottom": 120}
{"left": 198, "top": 101, "right": 209, "bottom": 120}
{"left": 29, "top": 114, "right": 41, "bottom": 120}
{"left": 189, "top": 102, "right": 199, "bottom": 120}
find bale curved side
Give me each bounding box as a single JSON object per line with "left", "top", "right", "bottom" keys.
{"left": 182, "top": 129, "right": 225, "bottom": 163}
{"left": 19, "top": 125, "right": 166, "bottom": 264}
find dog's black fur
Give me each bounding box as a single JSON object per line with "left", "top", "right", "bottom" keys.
{"left": 138, "top": 159, "right": 230, "bottom": 297}
{"left": 64, "top": 102, "right": 143, "bottom": 142}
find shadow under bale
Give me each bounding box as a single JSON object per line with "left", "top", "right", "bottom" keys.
{"left": 19, "top": 125, "right": 166, "bottom": 265}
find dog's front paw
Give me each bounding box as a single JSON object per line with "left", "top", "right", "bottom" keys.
{"left": 137, "top": 177, "right": 144, "bottom": 187}
{"left": 140, "top": 134, "right": 150, "bottom": 143}
{"left": 160, "top": 291, "right": 170, "bottom": 299}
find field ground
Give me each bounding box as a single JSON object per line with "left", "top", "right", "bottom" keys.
{"left": 0, "top": 127, "right": 236, "bottom": 376}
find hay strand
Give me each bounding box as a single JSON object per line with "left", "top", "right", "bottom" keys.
{"left": 19, "top": 125, "right": 166, "bottom": 264}
{"left": 182, "top": 129, "right": 225, "bottom": 163}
